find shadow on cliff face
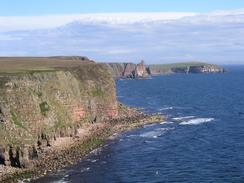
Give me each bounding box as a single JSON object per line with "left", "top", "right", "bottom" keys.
{"left": 0, "top": 148, "right": 4, "bottom": 165}
{"left": 9, "top": 147, "right": 20, "bottom": 167}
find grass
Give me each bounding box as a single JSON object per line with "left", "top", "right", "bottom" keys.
{"left": 149, "top": 61, "right": 216, "bottom": 70}
{"left": 150, "top": 62, "right": 211, "bottom": 68}
{"left": 81, "top": 138, "right": 104, "bottom": 151}
{"left": 0, "top": 56, "right": 94, "bottom": 74}
{"left": 92, "top": 88, "right": 104, "bottom": 97}
{"left": 39, "top": 102, "right": 50, "bottom": 116}
{"left": 29, "top": 89, "right": 43, "bottom": 98}
{"left": 10, "top": 111, "right": 25, "bottom": 129}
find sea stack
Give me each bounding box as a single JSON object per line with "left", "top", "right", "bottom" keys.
{"left": 134, "top": 60, "right": 149, "bottom": 78}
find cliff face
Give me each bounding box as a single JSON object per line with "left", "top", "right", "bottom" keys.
{"left": 105, "top": 63, "right": 136, "bottom": 79}
{"left": 105, "top": 63, "right": 127, "bottom": 78}
{"left": 0, "top": 63, "right": 118, "bottom": 168}
{"left": 123, "top": 63, "right": 136, "bottom": 78}
{"left": 105, "top": 61, "right": 148, "bottom": 79}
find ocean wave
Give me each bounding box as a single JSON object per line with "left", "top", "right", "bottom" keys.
{"left": 180, "top": 118, "right": 215, "bottom": 125}
{"left": 140, "top": 127, "right": 174, "bottom": 138}
{"left": 172, "top": 116, "right": 195, "bottom": 121}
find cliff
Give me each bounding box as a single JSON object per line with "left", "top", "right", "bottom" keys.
{"left": 0, "top": 57, "right": 118, "bottom": 168}
{"left": 105, "top": 63, "right": 135, "bottom": 78}
{"left": 104, "top": 60, "right": 148, "bottom": 79}
{"left": 148, "top": 62, "right": 224, "bottom": 75}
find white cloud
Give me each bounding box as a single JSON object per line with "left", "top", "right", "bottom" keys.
{"left": 0, "top": 12, "right": 196, "bottom": 32}
{"left": 2, "top": 9, "right": 244, "bottom": 32}
{"left": 1, "top": 9, "right": 244, "bottom": 64}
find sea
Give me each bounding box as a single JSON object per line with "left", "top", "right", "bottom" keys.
{"left": 34, "top": 65, "right": 244, "bottom": 183}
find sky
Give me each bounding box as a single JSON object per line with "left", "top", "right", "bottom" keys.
{"left": 2, "top": 0, "right": 244, "bottom": 15}
{"left": 0, "top": 1, "right": 244, "bottom": 64}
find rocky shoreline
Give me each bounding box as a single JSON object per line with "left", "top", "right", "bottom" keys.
{"left": 1, "top": 107, "right": 163, "bottom": 183}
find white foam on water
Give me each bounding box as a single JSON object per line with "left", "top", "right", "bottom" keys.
{"left": 87, "top": 158, "right": 98, "bottom": 163}
{"left": 80, "top": 167, "right": 90, "bottom": 173}
{"left": 172, "top": 116, "right": 195, "bottom": 121}
{"left": 160, "top": 121, "right": 174, "bottom": 124}
{"left": 140, "top": 127, "right": 174, "bottom": 138}
{"left": 140, "top": 131, "right": 160, "bottom": 138}
{"left": 51, "top": 180, "right": 69, "bottom": 183}
{"left": 143, "top": 123, "right": 156, "bottom": 128}
{"left": 180, "top": 118, "right": 215, "bottom": 125}
{"left": 159, "top": 107, "right": 174, "bottom": 111}
{"left": 127, "top": 134, "right": 137, "bottom": 138}
{"left": 91, "top": 159, "right": 97, "bottom": 163}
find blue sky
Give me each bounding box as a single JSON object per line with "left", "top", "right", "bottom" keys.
{"left": 1, "top": 0, "right": 244, "bottom": 16}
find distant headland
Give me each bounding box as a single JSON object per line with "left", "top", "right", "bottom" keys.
{"left": 104, "top": 60, "right": 225, "bottom": 79}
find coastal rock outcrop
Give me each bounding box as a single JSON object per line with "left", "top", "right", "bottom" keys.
{"left": 134, "top": 60, "right": 149, "bottom": 78}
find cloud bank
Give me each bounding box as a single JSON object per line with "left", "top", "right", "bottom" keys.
{"left": 0, "top": 12, "right": 196, "bottom": 32}
{"left": 0, "top": 10, "right": 244, "bottom": 64}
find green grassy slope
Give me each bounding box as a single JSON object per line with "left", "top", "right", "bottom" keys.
{"left": 0, "top": 56, "right": 94, "bottom": 74}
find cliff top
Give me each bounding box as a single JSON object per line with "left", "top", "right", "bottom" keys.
{"left": 0, "top": 56, "right": 94, "bottom": 74}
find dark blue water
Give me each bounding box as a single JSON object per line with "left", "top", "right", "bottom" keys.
{"left": 35, "top": 66, "right": 244, "bottom": 183}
